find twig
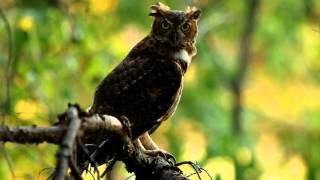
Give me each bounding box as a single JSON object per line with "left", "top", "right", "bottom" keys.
{"left": 38, "top": 167, "right": 55, "bottom": 180}
{"left": 199, "top": 167, "right": 214, "bottom": 180}
{"left": 69, "top": 158, "right": 83, "bottom": 180}
{"left": 77, "top": 139, "right": 101, "bottom": 179}
{"left": 0, "top": 104, "right": 191, "bottom": 180}
{"left": 53, "top": 106, "right": 82, "bottom": 180}
{"left": 176, "top": 161, "right": 201, "bottom": 179}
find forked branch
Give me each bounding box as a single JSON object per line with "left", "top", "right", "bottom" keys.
{"left": 0, "top": 104, "right": 189, "bottom": 180}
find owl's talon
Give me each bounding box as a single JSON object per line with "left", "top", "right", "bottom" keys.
{"left": 144, "top": 149, "right": 176, "bottom": 165}
{"left": 119, "top": 115, "right": 132, "bottom": 138}
{"left": 164, "top": 153, "right": 176, "bottom": 165}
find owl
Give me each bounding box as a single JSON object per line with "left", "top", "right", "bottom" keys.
{"left": 89, "top": 2, "right": 201, "bottom": 161}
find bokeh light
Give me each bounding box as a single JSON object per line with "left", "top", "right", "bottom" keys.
{"left": 0, "top": 0, "right": 320, "bottom": 179}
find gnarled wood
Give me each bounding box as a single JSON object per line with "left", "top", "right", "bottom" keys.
{"left": 0, "top": 104, "right": 189, "bottom": 180}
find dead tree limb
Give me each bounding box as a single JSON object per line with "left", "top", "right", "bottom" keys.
{"left": 0, "top": 113, "right": 123, "bottom": 144}
{"left": 0, "top": 125, "right": 65, "bottom": 144}
{"left": 53, "top": 106, "right": 82, "bottom": 180}
{"left": 0, "top": 104, "right": 190, "bottom": 180}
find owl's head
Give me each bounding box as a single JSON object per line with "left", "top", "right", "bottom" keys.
{"left": 149, "top": 2, "right": 201, "bottom": 50}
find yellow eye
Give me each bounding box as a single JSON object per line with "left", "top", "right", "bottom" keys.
{"left": 161, "top": 21, "right": 170, "bottom": 30}
{"left": 181, "top": 23, "right": 190, "bottom": 32}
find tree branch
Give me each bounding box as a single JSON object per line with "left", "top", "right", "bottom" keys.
{"left": 53, "top": 106, "right": 82, "bottom": 180}
{"left": 0, "top": 125, "right": 65, "bottom": 144}
{"left": 0, "top": 112, "right": 123, "bottom": 144}
{"left": 0, "top": 104, "right": 190, "bottom": 180}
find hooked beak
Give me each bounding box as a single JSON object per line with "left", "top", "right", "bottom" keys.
{"left": 170, "top": 31, "right": 179, "bottom": 46}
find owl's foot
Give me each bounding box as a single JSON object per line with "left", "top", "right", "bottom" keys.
{"left": 144, "top": 149, "right": 176, "bottom": 165}
{"left": 119, "top": 115, "right": 132, "bottom": 138}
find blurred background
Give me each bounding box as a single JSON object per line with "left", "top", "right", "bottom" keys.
{"left": 0, "top": 0, "right": 320, "bottom": 179}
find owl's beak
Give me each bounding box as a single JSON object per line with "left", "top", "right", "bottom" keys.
{"left": 171, "top": 31, "right": 179, "bottom": 46}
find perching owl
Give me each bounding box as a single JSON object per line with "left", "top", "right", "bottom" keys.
{"left": 89, "top": 2, "right": 201, "bottom": 156}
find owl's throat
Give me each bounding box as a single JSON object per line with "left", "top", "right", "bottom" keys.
{"left": 171, "top": 49, "right": 191, "bottom": 73}
{"left": 173, "top": 50, "right": 191, "bottom": 65}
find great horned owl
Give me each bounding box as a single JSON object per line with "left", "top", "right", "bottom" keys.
{"left": 89, "top": 2, "right": 201, "bottom": 158}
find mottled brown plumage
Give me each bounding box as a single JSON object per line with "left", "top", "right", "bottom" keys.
{"left": 87, "top": 3, "right": 201, "bottom": 163}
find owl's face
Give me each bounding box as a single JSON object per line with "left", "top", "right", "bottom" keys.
{"left": 149, "top": 3, "right": 201, "bottom": 49}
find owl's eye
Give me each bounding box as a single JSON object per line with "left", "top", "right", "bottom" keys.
{"left": 181, "top": 23, "right": 191, "bottom": 32}
{"left": 161, "top": 21, "right": 170, "bottom": 30}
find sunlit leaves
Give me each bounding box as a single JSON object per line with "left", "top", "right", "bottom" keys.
{"left": 89, "top": 0, "right": 118, "bottom": 15}
{"left": 204, "top": 156, "right": 235, "bottom": 180}
{"left": 300, "top": 23, "right": 320, "bottom": 69}
{"left": 0, "top": 0, "right": 320, "bottom": 179}
{"left": 244, "top": 70, "right": 320, "bottom": 123}
{"left": 14, "top": 99, "right": 42, "bottom": 120}
{"left": 18, "top": 15, "right": 34, "bottom": 32}
{"left": 176, "top": 120, "right": 208, "bottom": 161}
{"left": 259, "top": 154, "right": 307, "bottom": 180}
{"left": 235, "top": 146, "right": 252, "bottom": 166}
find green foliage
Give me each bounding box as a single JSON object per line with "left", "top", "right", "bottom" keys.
{"left": 0, "top": 0, "right": 320, "bottom": 179}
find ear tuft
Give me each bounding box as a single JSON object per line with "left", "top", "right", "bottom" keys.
{"left": 186, "top": 6, "right": 202, "bottom": 20}
{"left": 149, "top": 2, "right": 170, "bottom": 16}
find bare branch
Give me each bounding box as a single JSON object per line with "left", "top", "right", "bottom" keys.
{"left": 53, "top": 106, "right": 82, "bottom": 180}
{"left": 0, "top": 104, "right": 190, "bottom": 180}
{"left": 0, "top": 125, "right": 65, "bottom": 144}
{"left": 0, "top": 114, "right": 123, "bottom": 144}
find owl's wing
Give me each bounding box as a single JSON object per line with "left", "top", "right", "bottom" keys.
{"left": 90, "top": 56, "right": 156, "bottom": 113}
{"left": 90, "top": 55, "right": 183, "bottom": 138}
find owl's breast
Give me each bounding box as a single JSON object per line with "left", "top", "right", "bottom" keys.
{"left": 122, "top": 58, "right": 184, "bottom": 136}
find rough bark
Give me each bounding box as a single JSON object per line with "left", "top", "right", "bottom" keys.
{"left": 0, "top": 104, "right": 189, "bottom": 180}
